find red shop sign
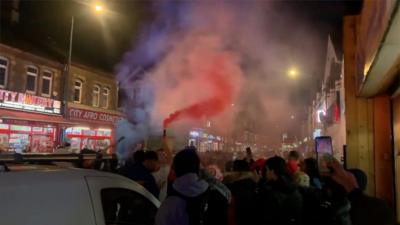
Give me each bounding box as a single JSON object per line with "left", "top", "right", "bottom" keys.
{"left": 68, "top": 108, "right": 123, "bottom": 124}
{"left": 0, "top": 89, "right": 61, "bottom": 114}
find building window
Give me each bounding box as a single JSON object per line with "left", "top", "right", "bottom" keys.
{"left": 101, "top": 87, "right": 109, "bottom": 109}
{"left": 41, "top": 70, "right": 53, "bottom": 97}
{"left": 92, "top": 85, "right": 100, "bottom": 107}
{"left": 74, "top": 79, "right": 83, "bottom": 103}
{"left": 26, "top": 66, "right": 38, "bottom": 94}
{"left": 0, "top": 57, "right": 8, "bottom": 89}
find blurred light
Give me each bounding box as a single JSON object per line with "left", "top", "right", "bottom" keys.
{"left": 190, "top": 131, "right": 200, "bottom": 137}
{"left": 98, "top": 128, "right": 111, "bottom": 132}
{"left": 94, "top": 4, "right": 104, "bottom": 12}
{"left": 288, "top": 68, "right": 298, "bottom": 79}
{"left": 73, "top": 127, "right": 90, "bottom": 130}
{"left": 291, "top": 115, "right": 295, "bottom": 119}
{"left": 317, "top": 109, "right": 326, "bottom": 123}
{"left": 313, "top": 129, "right": 322, "bottom": 139}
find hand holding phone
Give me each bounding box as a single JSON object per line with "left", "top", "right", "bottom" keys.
{"left": 315, "top": 136, "right": 334, "bottom": 173}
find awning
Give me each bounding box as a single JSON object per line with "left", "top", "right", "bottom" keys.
{"left": 0, "top": 108, "right": 77, "bottom": 125}
{"left": 361, "top": 3, "right": 400, "bottom": 97}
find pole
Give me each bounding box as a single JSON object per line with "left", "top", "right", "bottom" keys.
{"left": 64, "top": 16, "right": 74, "bottom": 117}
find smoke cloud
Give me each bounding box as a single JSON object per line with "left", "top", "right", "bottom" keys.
{"left": 116, "top": 1, "right": 324, "bottom": 158}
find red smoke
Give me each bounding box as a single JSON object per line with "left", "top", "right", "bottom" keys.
{"left": 163, "top": 59, "right": 233, "bottom": 128}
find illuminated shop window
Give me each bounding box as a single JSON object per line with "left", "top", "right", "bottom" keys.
{"left": 0, "top": 124, "right": 9, "bottom": 130}
{"left": 10, "top": 125, "right": 31, "bottom": 132}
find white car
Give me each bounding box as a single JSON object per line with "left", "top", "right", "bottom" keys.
{"left": 0, "top": 167, "right": 160, "bottom": 225}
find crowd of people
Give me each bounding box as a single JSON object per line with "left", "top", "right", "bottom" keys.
{"left": 117, "top": 138, "right": 396, "bottom": 225}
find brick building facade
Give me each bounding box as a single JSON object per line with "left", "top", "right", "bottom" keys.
{"left": 0, "top": 43, "right": 122, "bottom": 153}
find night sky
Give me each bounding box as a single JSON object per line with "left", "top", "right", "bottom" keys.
{"left": 1, "top": 0, "right": 361, "bottom": 72}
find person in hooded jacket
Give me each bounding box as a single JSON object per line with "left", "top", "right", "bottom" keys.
{"left": 256, "top": 156, "right": 303, "bottom": 225}
{"left": 156, "top": 148, "right": 229, "bottom": 225}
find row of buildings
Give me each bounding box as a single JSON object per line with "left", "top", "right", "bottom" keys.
{"left": 301, "top": 36, "right": 346, "bottom": 161}
{"left": 0, "top": 43, "right": 123, "bottom": 153}
{"left": 295, "top": 1, "right": 399, "bottom": 221}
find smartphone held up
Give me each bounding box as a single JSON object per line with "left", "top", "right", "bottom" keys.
{"left": 315, "top": 136, "right": 334, "bottom": 174}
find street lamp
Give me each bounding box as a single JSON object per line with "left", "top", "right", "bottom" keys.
{"left": 95, "top": 4, "right": 104, "bottom": 12}
{"left": 63, "top": 3, "right": 106, "bottom": 114}
{"left": 288, "top": 68, "right": 298, "bottom": 79}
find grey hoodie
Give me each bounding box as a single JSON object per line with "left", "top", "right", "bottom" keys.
{"left": 155, "top": 173, "right": 209, "bottom": 225}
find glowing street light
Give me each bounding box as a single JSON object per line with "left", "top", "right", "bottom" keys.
{"left": 94, "top": 4, "right": 104, "bottom": 13}
{"left": 288, "top": 68, "right": 298, "bottom": 79}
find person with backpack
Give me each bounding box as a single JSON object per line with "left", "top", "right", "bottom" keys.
{"left": 156, "top": 148, "right": 229, "bottom": 225}
{"left": 256, "top": 156, "right": 303, "bottom": 225}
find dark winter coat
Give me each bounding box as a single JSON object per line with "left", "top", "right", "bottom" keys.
{"left": 299, "top": 186, "right": 352, "bottom": 225}
{"left": 256, "top": 178, "right": 303, "bottom": 225}
{"left": 224, "top": 172, "right": 258, "bottom": 225}
{"left": 348, "top": 189, "right": 396, "bottom": 225}
{"left": 119, "top": 162, "right": 159, "bottom": 198}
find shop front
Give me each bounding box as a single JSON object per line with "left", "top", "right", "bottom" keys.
{"left": 0, "top": 90, "right": 63, "bottom": 153}
{"left": 66, "top": 104, "right": 123, "bottom": 153}
{"left": 188, "top": 129, "right": 224, "bottom": 152}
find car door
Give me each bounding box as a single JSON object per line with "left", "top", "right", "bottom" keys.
{"left": 85, "top": 175, "right": 160, "bottom": 225}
